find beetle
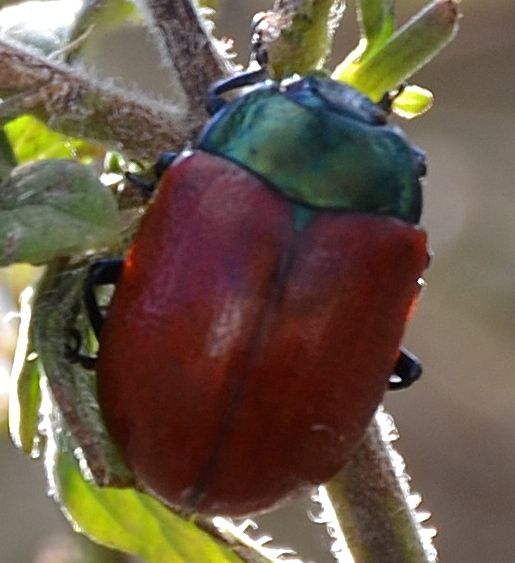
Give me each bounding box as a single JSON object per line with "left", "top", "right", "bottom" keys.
{"left": 85, "top": 70, "right": 429, "bottom": 517}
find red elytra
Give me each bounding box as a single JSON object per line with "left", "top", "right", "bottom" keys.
{"left": 96, "top": 151, "right": 428, "bottom": 516}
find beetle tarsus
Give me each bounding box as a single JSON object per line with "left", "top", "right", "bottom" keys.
{"left": 64, "top": 328, "right": 97, "bottom": 370}
{"left": 69, "top": 259, "right": 123, "bottom": 369}
{"left": 389, "top": 347, "right": 422, "bottom": 390}
{"left": 378, "top": 83, "right": 407, "bottom": 113}
{"left": 84, "top": 259, "right": 124, "bottom": 339}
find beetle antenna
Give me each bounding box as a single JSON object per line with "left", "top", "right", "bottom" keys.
{"left": 206, "top": 68, "right": 269, "bottom": 115}
{"left": 206, "top": 11, "right": 273, "bottom": 116}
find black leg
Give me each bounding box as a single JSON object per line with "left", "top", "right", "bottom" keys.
{"left": 377, "top": 83, "right": 407, "bottom": 113}
{"left": 84, "top": 259, "right": 124, "bottom": 340}
{"left": 66, "top": 259, "right": 124, "bottom": 370}
{"left": 206, "top": 68, "right": 269, "bottom": 115}
{"left": 125, "top": 151, "right": 178, "bottom": 199}
{"left": 388, "top": 347, "right": 423, "bottom": 390}
{"left": 64, "top": 328, "right": 97, "bottom": 370}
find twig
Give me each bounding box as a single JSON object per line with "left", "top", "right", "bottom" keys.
{"left": 0, "top": 38, "right": 190, "bottom": 160}
{"left": 324, "top": 410, "right": 436, "bottom": 563}
{"left": 32, "top": 260, "right": 135, "bottom": 487}
{"left": 137, "top": 0, "right": 232, "bottom": 122}
{"left": 253, "top": 0, "right": 344, "bottom": 78}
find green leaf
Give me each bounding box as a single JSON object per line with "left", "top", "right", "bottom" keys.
{"left": 358, "top": 0, "right": 395, "bottom": 54}
{"left": 393, "top": 84, "right": 433, "bottom": 119}
{"left": 51, "top": 434, "right": 241, "bottom": 562}
{"left": 0, "top": 0, "right": 83, "bottom": 54}
{"left": 66, "top": 0, "right": 138, "bottom": 61}
{"left": 12, "top": 352, "right": 41, "bottom": 453}
{"left": 73, "top": 0, "right": 137, "bottom": 32}
{"left": 4, "top": 115, "right": 102, "bottom": 164}
{"left": 8, "top": 286, "right": 41, "bottom": 455}
{"left": 333, "top": 0, "right": 460, "bottom": 102}
{"left": 0, "top": 160, "right": 121, "bottom": 266}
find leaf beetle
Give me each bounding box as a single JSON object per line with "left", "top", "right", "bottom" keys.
{"left": 85, "top": 70, "right": 429, "bottom": 517}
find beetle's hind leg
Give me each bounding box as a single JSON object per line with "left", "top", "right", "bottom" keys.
{"left": 389, "top": 347, "right": 422, "bottom": 390}
{"left": 66, "top": 259, "right": 124, "bottom": 370}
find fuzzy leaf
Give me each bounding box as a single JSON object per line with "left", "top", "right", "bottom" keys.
{"left": 72, "top": 0, "right": 137, "bottom": 35}
{"left": 4, "top": 115, "right": 102, "bottom": 164}
{"left": 51, "top": 437, "right": 241, "bottom": 563}
{"left": 393, "top": 84, "right": 433, "bottom": 118}
{"left": 0, "top": 0, "right": 83, "bottom": 54}
{"left": 66, "top": 0, "right": 138, "bottom": 60}
{"left": 0, "top": 160, "right": 120, "bottom": 266}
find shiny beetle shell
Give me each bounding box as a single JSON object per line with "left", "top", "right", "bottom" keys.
{"left": 96, "top": 75, "right": 428, "bottom": 516}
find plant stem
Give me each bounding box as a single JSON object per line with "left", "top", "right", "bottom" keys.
{"left": 254, "top": 0, "right": 344, "bottom": 78}
{"left": 0, "top": 38, "right": 190, "bottom": 160}
{"left": 33, "top": 260, "right": 134, "bottom": 487}
{"left": 324, "top": 411, "right": 436, "bottom": 563}
{"left": 334, "top": 0, "right": 460, "bottom": 100}
{"left": 138, "top": 0, "right": 232, "bottom": 122}
{"left": 357, "top": 0, "right": 395, "bottom": 54}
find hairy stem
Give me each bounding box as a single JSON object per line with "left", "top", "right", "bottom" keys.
{"left": 254, "top": 0, "right": 344, "bottom": 77}
{"left": 137, "top": 0, "right": 232, "bottom": 122}
{"left": 32, "top": 260, "right": 134, "bottom": 487}
{"left": 325, "top": 411, "right": 436, "bottom": 563}
{"left": 0, "top": 38, "right": 190, "bottom": 160}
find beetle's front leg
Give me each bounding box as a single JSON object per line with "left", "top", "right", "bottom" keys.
{"left": 67, "top": 259, "right": 124, "bottom": 370}
{"left": 84, "top": 259, "right": 124, "bottom": 339}
{"left": 389, "top": 347, "right": 422, "bottom": 390}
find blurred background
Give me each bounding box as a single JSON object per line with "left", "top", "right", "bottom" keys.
{"left": 1, "top": 0, "right": 514, "bottom": 561}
